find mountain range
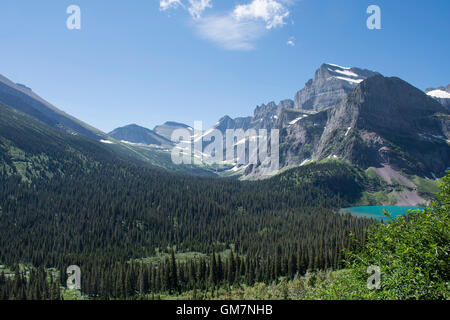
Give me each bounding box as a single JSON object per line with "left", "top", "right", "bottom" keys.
{"left": 0, "top": 63, "right": 448, "bottom": 205}
{"left": 0, "top": 75, "right": 217, "bottom": 177}
{"left": 177, "top": 64, "right": 449, "bottom": 180}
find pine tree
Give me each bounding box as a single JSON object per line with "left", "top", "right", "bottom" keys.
{"left": 169, "top": 250, "right": 178, "bottom": 292}
{"left": 209, "top": 252, "right": 217, "bottom": 286}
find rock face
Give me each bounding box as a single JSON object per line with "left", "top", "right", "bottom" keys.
{"left": 426, "top": 85, "right": 450, "bottom": 109}
{"left": 311, "top": 75, "right": 450, "bottom": 176}
{"left": 208, "top": 64, "right": 379, "bottom": 134}
{"left": 213, "top": 101, "right": 280, "bottom": 134}
{"left": 213, "top": 115, "right": 253, "bottom": 132}
{"left": 195, "top": 63, "right": 450, "bottom": 179}
{"left": 246, "top": 75, "right": 450, "bottom": 178}
{"left": 294, "top": 63, "right": 379, "bottom": 112}
{"left": 109, "top": 124, "right": 173, "bottom": 147}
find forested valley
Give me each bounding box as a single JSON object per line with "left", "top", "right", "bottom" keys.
{"left": 0, "top": 103, "right": 447, "bottom": 300}
{"left": 0, "top": 153, "right": 375, "bottom": 299}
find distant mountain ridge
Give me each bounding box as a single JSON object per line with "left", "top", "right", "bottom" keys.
{"left": 187, "top": 64, "right": 449, "bottom": 183}
{"left": 200, "top": 64, "right": 380, "bottom": 136}
{"left": 0, "top": 74, "right": 105, "bottom": 140}
{"left": 109, "top": 124, "right": 173, "bottom": 147}
{"left": 0, "top": 73, "right": 217, "bottom": 176}
{"left": 2, "top": 64, "right": 449, "bottom": 191}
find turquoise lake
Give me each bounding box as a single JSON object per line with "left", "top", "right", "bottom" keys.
{"left": 340, "top": 206, "right": 426, "bottom": 221}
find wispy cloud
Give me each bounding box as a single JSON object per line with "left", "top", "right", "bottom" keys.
{"left": 195, "top": 15, "right": 266, "bottom": 51}
{"left": 160, "top": 0, "right": 293, "bottom": 51}
{"left": 287, "top": 36, "right": 295, "bottom": 46}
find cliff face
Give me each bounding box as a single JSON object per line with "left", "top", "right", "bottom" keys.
{"left": 192, "top": 64, "right": 449, "bottom": 180}
{"left": 244, "top": 75, "right": 450, "bottom": 179}
{"left": 209, "top": 64, "right": 378, "bottom": 134}
{"left": 294, "top": 63, "right": 379, "bottom": 112}
{"left": 289, "top": 76, "right": 449, "bottom": 176}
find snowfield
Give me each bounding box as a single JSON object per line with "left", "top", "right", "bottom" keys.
{"left": 427, "top": 89, "right": 450, "bottom": 99}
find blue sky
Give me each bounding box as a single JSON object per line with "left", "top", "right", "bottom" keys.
{"left": 0, "top": 0, "right": 449, "bottom": 132}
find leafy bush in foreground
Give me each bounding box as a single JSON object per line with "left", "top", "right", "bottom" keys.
{"left": 309, "top": 174, "right": 450, "bottom": 300}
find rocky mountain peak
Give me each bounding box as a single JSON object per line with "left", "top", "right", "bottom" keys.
{"left": 254, "top": 101, "right": 278, "bottom": 118}
{"left": 294, "top": 63, "right": 379, "bottom": 112}
{"left": 278, "top": 99, "right": 294, "bottom": 109}
{"left": 313, "top": 75, "right": 450, "bottom": 175}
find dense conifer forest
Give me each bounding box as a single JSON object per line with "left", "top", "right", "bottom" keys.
{"left": 1, "top": 103, "right": 447, "bottom": 300}
{"left": 0, "top": 147, "right": 375, "bottom": 299}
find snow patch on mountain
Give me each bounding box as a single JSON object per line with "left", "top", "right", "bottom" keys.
{"left": 329, "top": 68, "right": 359, "bottom": 78}
{"left": 100, "top": 139, "right": 114, "bottom": 144}
{"left": 289, "top": 115, "right": 307, "bottom": 125}
{"left": 345, "top": 127, "right": 352, "bottom": 136}
{"left": 334, "top": 76, "right": 364, "bottom": 84}
{"left": 326, "top": 63, "right": 351, "bottom": 70}
{"left": 427, "top": 89, "right": 450, "bottom": 99}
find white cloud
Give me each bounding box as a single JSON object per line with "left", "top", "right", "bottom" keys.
{"left": 160, "top": 0, "right": 184, "bottom": 11}
{"left": 234, "top": 0, "right": 290, "bottom": 29}
{"left": 187, "top": 0, "right": 213, "bottom": 19}
{"left": 160, "top": 0, "right": 293, "bottom": 51}
{"left": 195, "top": 15, "right": 265, "bottom": 51}
{"left": 160, "top": 0, "right": 212, "bottom": 19}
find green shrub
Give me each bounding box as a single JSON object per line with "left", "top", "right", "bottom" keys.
{"left": 310, "top": 174, "right": 450, "bottom": 300}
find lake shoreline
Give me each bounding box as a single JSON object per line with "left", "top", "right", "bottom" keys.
{"left": 340, "top": 206, "right": 426, "bottom": 221}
